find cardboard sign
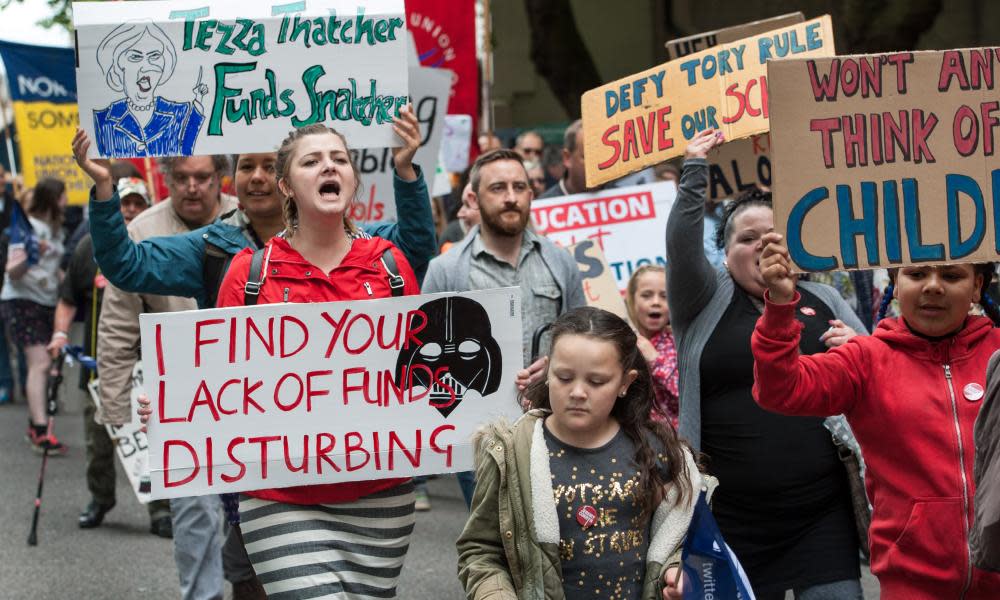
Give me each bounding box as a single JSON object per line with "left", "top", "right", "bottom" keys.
{"left": 769, "top": 49, "right": 1000, "bottom": 271}
{"left": 87, "top": 364, "right": 153, "bottom": 504}
{"left": 707, "top": 133, "right": 771, "bottom": 201}
{"left": 665, "top": 12, "right": 804, "bottom": 61}
{"left": 532, "top": 182, "right": 676, "bottom": 290}
{"left": 140, "top": 289, "right": 523, "bottom": 499}
{"left": 582, "top": 15, "right": 834, "bottom": 188}
{"left": 569, "top": 241, "right": 630, "bottom": 323}
{"left": 351, "top": 66, "right": 452, "bottom": 222}
{"left": 73, "top": 0, "right": 408, "bottom": 158}
{"left": 0, "top": 40, "right": 91, "bottom": 205}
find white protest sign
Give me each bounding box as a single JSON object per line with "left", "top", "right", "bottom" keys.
{"left": 532, "top": 182, "right": 677, "bottom": 290}
{"left": 87, "top": 364, "right": 152, "bottom": 504}
{"left": 73, "top": 0, "right": 408, "bottom": 158}
{"left": 441, "top": 114, "right": 473, "bottom": 172}
{"left": 140, "top": 289, "right": 523, "bottom": 499}
{"left": 352, "top": 66, "right": 452, "bottom": 222}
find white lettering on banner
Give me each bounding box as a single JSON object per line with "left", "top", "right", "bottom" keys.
{"left": 140, "top": 288, "right": 523, "bottom": 499}
{"left": 17, "top": 75, "right": 70, "bottom": 98}
{"left": 533, "top": 192, "right": 655, "bottom": 233}
{"left": 532, "top": 183, "right": 676, "bottom": 289}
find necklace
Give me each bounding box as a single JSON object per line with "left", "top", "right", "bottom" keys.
{"left": 127, "top": 98, "right": 153, "bottom": 112}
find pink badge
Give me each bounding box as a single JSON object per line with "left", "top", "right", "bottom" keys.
{"left": 800, "top": 307, "right": 816, "bottom": 316}
{"left": 964, "top": 383, "right": 984, "bottom": 402}
{"left": 575, "top": 505, "right": 598, "bottom": 529}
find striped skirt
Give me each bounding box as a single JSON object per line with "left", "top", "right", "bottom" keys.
{"left": 239, "top": 482, "right": 415, "bottom": 599}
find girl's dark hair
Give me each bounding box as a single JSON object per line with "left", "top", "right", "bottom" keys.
{"left": 520, "top": 307, "right": 692, "bottom": 521}
{"left": 876, "top": 263, "right": 1000, "bottom": 326}
{"left": 29, "top": 178, "right": 66, "bottom": 231}
{"left": 714, "top": 186, "right": 772, "bottom": 251}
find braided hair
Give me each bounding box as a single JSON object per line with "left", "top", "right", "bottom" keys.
{"left": 875, "top": 264, "right": 999, "bottom": 326}
{"left": 715, "top": 186, "right": 772, "bottom": 252}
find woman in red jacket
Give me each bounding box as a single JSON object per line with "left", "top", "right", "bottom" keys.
{"left": 214, "top": 121, "right": 423, "bottom": 599}
{"left": 751, "top": 231, "right": 1000, "bottom": 599}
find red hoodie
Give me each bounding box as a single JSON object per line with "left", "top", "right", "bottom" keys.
{"left": 751, "top": 292, "right": 1000, "bottom": 599}
{"left": 216, "top": 234, "right": 420, "bottom": 505}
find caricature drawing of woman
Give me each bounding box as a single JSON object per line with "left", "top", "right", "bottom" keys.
{"left": 93, "top": 22, "right": 208, "bottom": 157}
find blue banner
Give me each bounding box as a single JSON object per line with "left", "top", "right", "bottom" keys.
{"left": 0, "top": 39, "right": 76, "bottom": 102}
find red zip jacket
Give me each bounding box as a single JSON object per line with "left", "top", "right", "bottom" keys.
{"left": 751, "top": 291, "right": 1000, "bottom": 599}
{"left": 216, "top": 234, "right": 420, "bottom": 505}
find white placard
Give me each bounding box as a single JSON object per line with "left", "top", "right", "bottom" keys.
{"left": 351, "top": 66, "right": 452, "bottom": 222}
{"left": 73, "top": 0, "right": 408, "bottom": 158}
{"left": 140, "top": 289, "right": 523, "bottom": 499}
{"left": 87, "top": 364, "right": 153, "bottom": 504}
{"left": 441, "top": 114, "right": 473, "bottom": 172}
{"left": 532, "top": 182, "right": 677, "bottom": 290}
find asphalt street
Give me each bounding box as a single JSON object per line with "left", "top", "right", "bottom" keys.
{"left": 0, "top": 359, "right": 877, "bottom": 599}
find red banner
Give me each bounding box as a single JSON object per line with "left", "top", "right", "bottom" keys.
{"left": 407, "top": 1, "right": 479, "bottom": 151}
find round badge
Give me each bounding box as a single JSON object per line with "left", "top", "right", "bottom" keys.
{"left": 575, "top": 505, "right": 598, "bottom": 529}
{"left": 964, "top": 383, "right": 984, "bottom": 402}
{"left": 800, "top": 307, "right": 816, "bottom": 316}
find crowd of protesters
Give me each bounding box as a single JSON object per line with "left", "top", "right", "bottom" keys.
{"left": 0, "top": 105, "right": 997, "bottom": 600}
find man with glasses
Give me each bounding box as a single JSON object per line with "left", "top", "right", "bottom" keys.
{"left": 97, "top": 154, "right": 236, "bottom": 600}
{"left": 513, "top": 129, "right": 544, "bottom": 162}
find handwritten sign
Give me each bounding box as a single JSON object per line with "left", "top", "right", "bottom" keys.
{"left": 87, "top": 364, "right": 153, "bottom": 503}
{"left": 73, "top": 0, "right": 408, "bottom": 158}
{"left": 707, "top": 133, "right": 771, "bottom": 201}
{"left": 582, "top": 15, "right": 834, "bottom": 188}
{"left": 140, "top": 289, "right": 522, "bottom": 499}
{"left": 665, "top": 13, "right": 804, "bottom": 61}
{"left": 770, "top": 49, "right": 1000, "bottom": 271}
{"left": 569, "top": 241, "right": 630, "bottom": 323}
{"left": 533, "top": 182, "right": 676, "bottom": 290}
{"left": 351, "top": 66, "right": 452, "bottom": 222}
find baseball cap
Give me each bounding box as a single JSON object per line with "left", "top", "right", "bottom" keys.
{"left": 117, "top": 177, "right": 151, "bottom": 205}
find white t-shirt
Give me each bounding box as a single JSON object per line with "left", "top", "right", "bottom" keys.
{"left": 1, "top": 216, "right": 64, "bottom": 307}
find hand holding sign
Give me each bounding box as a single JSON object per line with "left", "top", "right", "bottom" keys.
{"left": 760, "top": 232, "right": 796, "bottom": 304}
{"left": 71, "top": 128, "right": 114, "bottom": 202}
{"left": 391, "top": 105, "right": 421, "bottom": 182}
{"left": 685, "top": 128, "right": 725, "bottom": 160}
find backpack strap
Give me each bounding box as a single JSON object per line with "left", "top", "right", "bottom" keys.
{"left": 379, "top": 249, "right": 405, "bottom": 297}
{"left": 202, "top": 240, "right": 234, "bottom": 309}
{"left": 244, "top": 247, "right": 267, "bottom": 306}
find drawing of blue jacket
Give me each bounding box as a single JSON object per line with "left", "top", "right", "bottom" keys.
{"left": 93, "top": 97, "right": 204, "bottom": 157}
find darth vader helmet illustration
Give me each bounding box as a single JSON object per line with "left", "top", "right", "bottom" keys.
{"left": 396, "top": 296, "right": 503, "bottom": 417}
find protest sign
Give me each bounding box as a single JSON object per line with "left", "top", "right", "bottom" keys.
{"left": 140, "top": 288, "right": 523, "bottom": 499}
{"left": 665, "top": 12, "right": 804, "bottom": 61}
{"left": 0, "top": 40, "right": 90, "bottom": 205}
{"left": 569, "top": 241, "right": 630, "bottom": 323}
{"left": 87, "top": 364, "right": 153, "bottom": 503}
{"left": 73, "top": 0, "right": 409, "bottom": 158}
{"left": 769, "top": 49, "right": 1000, "bottom": 271}
{"left": 707, "top": 133, "right": 771, "bottom": 201}
{"left": 532, "top": 182, "right": 676, "bottom": 290}
{"left": 352, "top": 66, "right": 452, "bottom": 222}
{"left": 581, "top": 15, "right": 834, "bottom": 188}
{"left": 442, "top": 114, "right": 473, "bottom": 172}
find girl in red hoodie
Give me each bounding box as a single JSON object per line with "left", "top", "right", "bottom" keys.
{"left": 213, "top": 121, "right": 423, "bottom": 599}
{"left": 751, "top": 232, "right": 1000, "bottom": 599}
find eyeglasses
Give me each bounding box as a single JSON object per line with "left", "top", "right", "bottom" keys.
{"left": 521, "top": 147, "right": 543, "bottom": 156}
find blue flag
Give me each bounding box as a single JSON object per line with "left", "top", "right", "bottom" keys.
{"left": 681, "top": 491, "right": 756, "bottom": 600}
{"left": 4, "top": 199, "right": 38, "bottom": 266}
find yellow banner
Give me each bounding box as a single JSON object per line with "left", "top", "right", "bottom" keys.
{"left": 13, "top": 100, "right": 90, "bottom": 205}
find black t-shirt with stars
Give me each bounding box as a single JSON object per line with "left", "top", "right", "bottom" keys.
{"left": 543, "top": 422, "right": 669, "bottom": 600}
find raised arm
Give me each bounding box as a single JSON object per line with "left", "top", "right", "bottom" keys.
{"left": 665, "top": 129, "right": 724, "bottom": 327}
{"left": 361, "top": 106, "right": 437, "bottom": 283}
{"left": 88, "top": 192, "right": 209, "bottom": 300}
{"left": 751, "top": 233, "right": 866, "bottom": 417}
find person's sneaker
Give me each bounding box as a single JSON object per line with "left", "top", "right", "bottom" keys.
{"left": 27, "top": 428, "right": 67, "bottom": 455}
{"left": 150, "top": 515, "right": 173, "bottom": 539}
{"left": 79, "top": 499, "right": 116, "bottom": 528}
{"left": 414, "top": 487, "right": 432, "bottom": 511}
